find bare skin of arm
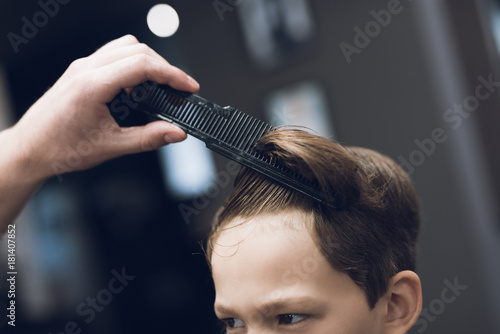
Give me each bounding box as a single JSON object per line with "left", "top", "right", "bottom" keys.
{"left": 0, "top": 35, "right": 200, "bottom": 232}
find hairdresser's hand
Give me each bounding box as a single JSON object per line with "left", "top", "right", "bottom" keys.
{"left": 0, "top": 35, "right": 199, "bottom": 228}
{"left": 13, "top": 34, "right": 198, "bottom": 181}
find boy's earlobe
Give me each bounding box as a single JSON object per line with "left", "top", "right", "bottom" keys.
{"left": 384, "top": 270, "right": 423, "bottom": 333}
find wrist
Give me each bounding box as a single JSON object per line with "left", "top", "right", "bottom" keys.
{"left": 1, "top": 126, "right": 50, "bottom": 187}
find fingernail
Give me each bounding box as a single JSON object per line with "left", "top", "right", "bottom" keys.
{"left": 187, "top": 75, "right": 200, "bottom": 90}
{"left": 164, "top": 132, "right": 184, "bottom": 143}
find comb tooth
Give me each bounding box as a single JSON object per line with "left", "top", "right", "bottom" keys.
{"left": 200, "top": 111, "right": 217, "bottom": 133}
{"left": 213, "top": 114, "right": 228, "bottom": 139}
{"left": 200, "top": 111, "right": 215, "bottom": 133}
{"left": 248, "top": 121, "right": 266, "bottom": 150}
{"left": 216, "top": 117, "right": 229, "bottom": 139}
{"left": 258, "top": 124, "right": 273, "bottom": 139}
{"left": 226, "top": 113, "right": 250, "bottom": 147}
{"left": 161, "top": 89, "right": 176, "bottom": 108}
{"left": 184, "top": 103, "right": 199, "bottom": 125}
{"left": 191, "top": 105, "right": 207, "bottom": 129}
{"left": 175, "top": 98, "right": 192, "bottom": 121}
{"left": 154, "top": 90, "right": 168, "bottom": 111}
{"left": 241, "top": 119, "right": 264, "bottom": 152}
{"left": 145, "top": 85, "right": 157, "bottom": 103}
{"left": 199, "top": 108, "right": 215, "bottom": 132}
{"left": 221, "top": 112, "right": 242, "bottom": 142}
{"left": 232, "top": 118, "right": 249, "bottom": 149}
{"left": 152, "top": 87, "right": 163, "bottom": 106}
{"left": 183, "top": 104, "right": 199, "bottom": 125}
{"left": 155, "top": 89, "right": 168, "bottom": 110}
{"left": 263, "top": 123, "right": 273, "bottom": 133}
{"left": 253, "top": 123, "right": 272, "bottom": 146}
{"left": 231, "top": 112, "right": 249, "bottom": 144}
{"left": 193, "top": 105, "right": 207, "bottom": 127}
{"left": 162, "top": 93, "right": 178, "bottom": 116}
{"left": 209, "top": 110, "right": 225, "bottom": 138}
{"left": 207, "top": 113, "right": 223, "bottom": 136}
{"left": 219, "top": 112, "right": 240, "bottom": 141}
{"left": 155, "top": 91, "right": 169, "bottom": 112}
{"left": 175, "top": 98, "right": 189, "bottom": 119}
{"left": 167, "top": 95, "right": 182, "bottom": 117}
{"left": 256, "top": 121, "right": 267, "bottom": 137}
{"left": 226, "top": 112, "right": 244, "bottom": 140}
{"left": 240, "top": 116, "right": 258, "bottom": 149}
{"left": 251, "top": 121, "right": 270, "bottom": 148}
{"left": 232, "top": 114, "right": 253, "bottom": 149}
{"left": 198, "top": 104, "right": 212, "bottom": 128}
{"left": 168, "top": 95, "right": 184, "bottom": 117}
{"left": 238, "top": 118, "right": 256, "bottom": 152}
{"left": 218, "top": 112, "right": 236, "bottom": 141}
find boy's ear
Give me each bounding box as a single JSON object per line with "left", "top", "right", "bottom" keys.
{"left": 383, "top": 270, "right": 422, "bottom": 333}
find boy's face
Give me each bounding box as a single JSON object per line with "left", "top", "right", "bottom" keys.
{"left": 211, "top": 210, "right": 387, "bottom": 334}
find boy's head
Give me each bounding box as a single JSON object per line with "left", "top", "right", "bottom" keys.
{"left": 207, "top": 129, "right": 422, "bottom": 333}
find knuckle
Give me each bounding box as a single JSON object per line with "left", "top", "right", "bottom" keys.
{"left": 122, "top": 34, "right": 139, "bottom": 44}
{"left": 140, "top": 137, "right": 155, "bottom": 152}
{"left": 133, "top": 53, "right": 151, "bottom": 64}
{"left": 132, "top": 43, "right": 155, "bottom": 61}
{"left": 131, "top": 53, "right": 156, "bottom": 71}
{"left": 68, "top": 57, "right": 87, "bottom": 71}
{"left": 136, "top": 43, "right": 150, "bottom": 53}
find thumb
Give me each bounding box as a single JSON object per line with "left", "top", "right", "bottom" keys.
{"left": 114, "top": 121, "right": 187, "bottom": 155}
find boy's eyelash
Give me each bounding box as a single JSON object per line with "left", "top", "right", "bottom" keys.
{"left": 217, "top": 314, "right": 308, "bottom": 332}
{"left": 278, "top": 314, "right": 309, "bottom": 325}
{"left": 218, "top": 318, "right": 239, "bottom": 333}
{"left": 218, "top": 319, "right": 229, "bottom": 333}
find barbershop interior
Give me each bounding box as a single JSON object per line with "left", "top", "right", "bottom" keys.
{"left": 0, "top": 0, "right": 499, "bottom": 333}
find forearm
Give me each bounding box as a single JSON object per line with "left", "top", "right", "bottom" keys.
{"left": 0, "top": 127, "right": 47, "bottom": 233}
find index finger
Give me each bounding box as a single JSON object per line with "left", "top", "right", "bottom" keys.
{"left": 90, "top": 53, "right": 200, "bottom": 103}
{"left": 92, "top": 35, "right": 140, "bottom": 56}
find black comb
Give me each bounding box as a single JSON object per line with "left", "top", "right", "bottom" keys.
{"left": 130, "top": 81, "right": 340, "bottom": 209}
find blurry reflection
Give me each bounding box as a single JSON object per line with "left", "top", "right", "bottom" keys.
{"left": 19, "top": 184, "right": 96, "bottom": 321}
{"left": 238, "top": 0, "right": 315, "bottom": 70}
{"left": 490, "top": 0, "right": 500, "bottom": 54}
{"left": 265, "top": 81, "right": 336, "bottom": 139}
{"left": 158, "top": 136, "right": 216, "bottom": 200}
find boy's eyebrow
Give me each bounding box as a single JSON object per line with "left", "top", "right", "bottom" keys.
{"left": 214, "top": 296, "right": 321, "bottom": 315}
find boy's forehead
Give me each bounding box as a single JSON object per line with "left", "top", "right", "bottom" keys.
{"left": 211, "top": 210, "right": 325, "bottom": 283}
{"left": 211, "top": 210, "right": 311, "bottom": 257}
{"left": 219, "top": 209, "right": 313, "bottom": 234}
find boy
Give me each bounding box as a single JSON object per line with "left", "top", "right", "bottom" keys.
{"left": 207, "top": 129, "right": 422, "bottom": 333}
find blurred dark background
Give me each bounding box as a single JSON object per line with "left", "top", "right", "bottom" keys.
{"left": 0, "top": 0, "right": 500, "bottom": 333}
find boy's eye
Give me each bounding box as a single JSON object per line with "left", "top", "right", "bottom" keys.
{"left": 223, "top": 318, "right": 245, "bottom": 328}
{"left": 278, "top": 314, "right": 308, "bottom": 325}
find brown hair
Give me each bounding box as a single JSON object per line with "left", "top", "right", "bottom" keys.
{"left": 207, "top": 128, "right": 420, "bottom": 308}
